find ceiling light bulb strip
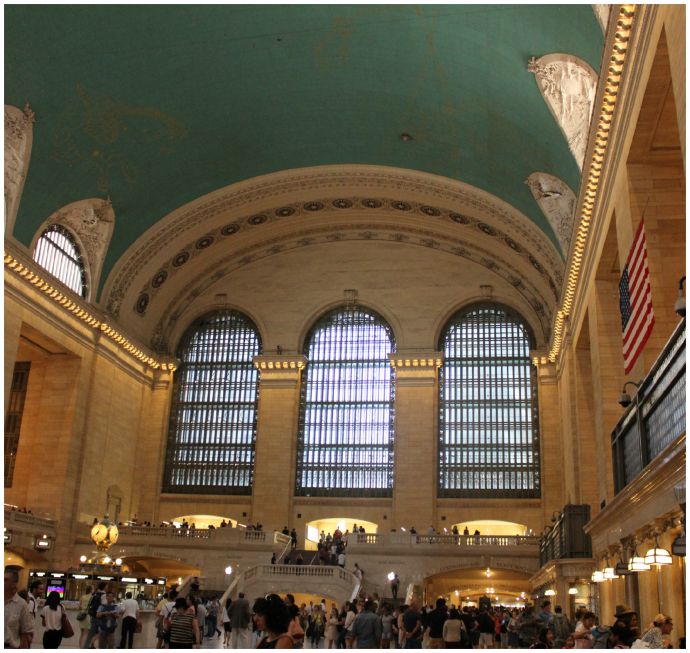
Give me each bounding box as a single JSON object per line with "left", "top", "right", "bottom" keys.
{"left": 4, "top": 250, "right": 175, "bottom": 372}
{"left": 547, "top": 4, "right": 636, "bottom": 363}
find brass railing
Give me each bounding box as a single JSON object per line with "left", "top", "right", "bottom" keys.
{"left": 612, "top": 320, "right": 685, "bottom": 494}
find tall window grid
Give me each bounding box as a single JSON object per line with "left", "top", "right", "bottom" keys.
{"left": 296, "top": 307, "right": 395, "bottom": 497}
{"left": 439, "top": 304, "right": 540, "bottom": 497}
{"left": 163, "top": 310, "right": 261, "bottom": 494}
{"left": 33, "top": 224, "right": 88, "bottom": 298}
{"left": 5, "top": 362, "right": 31, "bottom": 487}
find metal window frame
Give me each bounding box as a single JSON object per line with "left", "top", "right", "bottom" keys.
{"left": 162, "top": 310, "right": 261, "bottom": 494}
{"left": 296, "top": 306, "right": 396, "bottom": 497}
{"left": 438, "top": 303, "right": 541, "bottom": 498}
{"left": 33, "top": 224, "right": 88, "bottom": 298}
{"left": 5, "top": 362, "right": 31, "bottom": 487}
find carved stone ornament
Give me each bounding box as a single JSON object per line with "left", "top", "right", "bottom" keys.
{"left": 524, "top": 172, "right": 577, "bottom": 257}
{"left": 527, "top": 54, "right": 598, "bottom": 170}
{"left": 5, "top": 103, "right": 35, "bottom": 238}
{"left": 42, "top": 198, "right": 116, "bottom": 299}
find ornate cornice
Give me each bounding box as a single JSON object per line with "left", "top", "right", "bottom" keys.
{"left": 253, "top": 355, "right": 307, "bottom": 371}
{"left": 389, "top": 352, "right": 443, "bottom": 368}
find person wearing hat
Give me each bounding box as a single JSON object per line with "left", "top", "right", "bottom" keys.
{"left": 640, "top": 614, "right": 673, "bottom": 649}
{"left": 613, "top": 605, "right": 640, "bottom": 637}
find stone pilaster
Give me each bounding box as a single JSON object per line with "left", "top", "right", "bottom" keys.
{"left": 250, "top": 355, "right": 306, "bottom": 529}
{"left": 390, "top": 351, "right": 442, "bottom": 529}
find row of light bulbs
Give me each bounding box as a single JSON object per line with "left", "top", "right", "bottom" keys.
{"left": 591, "top": 538, "right": 673, "bottom": 582}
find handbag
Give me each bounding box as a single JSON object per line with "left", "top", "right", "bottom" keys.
{"left": 61, "top": 609, "right": 75, "bottom": 639}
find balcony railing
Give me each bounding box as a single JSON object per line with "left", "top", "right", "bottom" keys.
{"left": 612, "top": 319, "right": 686, "bottom": 494}
{"left": 114, "top": 526, "right": 291, "bottom": 547}
{"left": 539, "top": 505, "right": 592, "bottom": 567}
{"left": 348, "top": 531, "right": 539, "bottom": 548}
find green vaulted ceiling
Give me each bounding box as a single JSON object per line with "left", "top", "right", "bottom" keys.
{"left": 5, "top": 5, "right": 604, "bottom": 290}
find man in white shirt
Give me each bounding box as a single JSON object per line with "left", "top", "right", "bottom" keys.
{"left": 4, "top": 570, "right": 34, "bottom": 648}
{"left": 27, "top": 580, "right": 43, "bottom": 619}
{"left": 119, "top": 591, "right": 140, "bottom": 649}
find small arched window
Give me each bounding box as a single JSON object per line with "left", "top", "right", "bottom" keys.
{"left": 439, "top": 303, "right": 540, "bottom": 497}
{"left": 163, "top": 310, "right": 261, "bottom": 494}
{"left": 33, "top": 224, "right": 88, "bottom": 298}
{"left": 296, "top": 306, "right": 395, "bottom": 497}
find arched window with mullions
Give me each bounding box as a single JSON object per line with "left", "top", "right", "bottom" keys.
{"left": 163, "top": 310, "right": 261, "bottom": 494}
{"left": 33, "top": 224, "right": 88, "bottom": 298}
{"left": 296, "top": 306, "right": 395, "bottom": 497}
{"left": 439, "top": 303, "right": 540, "bottom": 498}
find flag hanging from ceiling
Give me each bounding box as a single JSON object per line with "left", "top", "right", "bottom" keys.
{"left": 619, "top": 219, "right": 654, "bottom": 374}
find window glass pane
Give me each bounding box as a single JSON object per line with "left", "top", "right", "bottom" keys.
{"left": 296, "top": 307, "right": 395, "bottom": 497}
{"left": 163, "top": 310, "right": 261, "bottom": 494}
{"left": 33, "top": 225, "right": 87, "bottom": 298}
{"left": 438, "top": 304, "right": 540, "bottom": 498}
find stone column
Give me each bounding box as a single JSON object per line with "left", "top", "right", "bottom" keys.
{"left": 390, "top": 351, "right": 442, "bottom": 530}
{"left": 4, "top": 301, "right": 23, "bottom": 414}
{"left": 250, "top": 355, "right": 306, "bottom": 530}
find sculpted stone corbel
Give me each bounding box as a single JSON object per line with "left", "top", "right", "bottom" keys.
{"left": 524, "top": 172, "right": 577, "bottom": 257}
{"left": 5, "top": 103, "right": 35, "bottom": 238}
{"left": 527, "top": 54, "right": 598, "bottom": 170}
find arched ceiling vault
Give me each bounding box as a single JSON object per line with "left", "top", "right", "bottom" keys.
{"left": 101, "top": 166, "right": 561, "bottom": 350}
{"left": 6, "top": 5, "right": 604, "bottom": 290}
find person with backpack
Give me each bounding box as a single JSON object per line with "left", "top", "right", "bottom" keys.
{"left": 83, "top": 581, "right": 107, "bottom": 649}
{"left": 96, "top": 590, "right": 121, "bottom": 649}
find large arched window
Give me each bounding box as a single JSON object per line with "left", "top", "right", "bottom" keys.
{"left": 163, "top": 310, "right": 261, "bottom": 494}
{"left": 33, "top": 224, "right": 88, "bottom": 298}
{"left": 439, "top": 303, "right": 540, "bottom": 497}
{"left": 296, "top": 306, "right": 395, "bottom": 497}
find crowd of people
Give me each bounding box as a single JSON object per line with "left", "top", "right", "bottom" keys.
{"left": 3, "top": 567, "right": 678, "bottom": 649}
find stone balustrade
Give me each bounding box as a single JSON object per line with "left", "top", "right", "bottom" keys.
{"left": 347, "top": 531, "right": 539, "bottom": 549}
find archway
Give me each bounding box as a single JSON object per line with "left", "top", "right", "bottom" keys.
{"left": 304, "top": 517, "right": 378, "bottom": 551}
{"left": 169, "top": 514, "right": 238, "bottom": 529}
{"left": 424, "top": 566, "right": 531, "bottom": 609}
{"left": 451, "top": 520, "right": 530, "bottom": 537}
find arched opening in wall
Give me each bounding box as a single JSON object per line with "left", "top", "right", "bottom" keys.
{"left": 451, "top": 520, "right": 529, "bottom": 537}
{"left": 424, "top": 567, "right": 532, "bottom": 609}
{"left": 169, "top": 514, "right": 238, "bottom": 529}
{"left": 105, "top": 485, "right": 123, "bottom": 524}
{"left": 304, "top": 518, "right": 378, "bottom": 551}
{"left": 118, "top": 556, "right": 200, "bottom": 585}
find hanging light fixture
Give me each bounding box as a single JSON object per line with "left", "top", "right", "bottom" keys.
{"left": 544, "top": 589, "right": 556, "bottom": 596}
{"left": 627, "top": 541, "right": 651, "bottom": 571}
{"left": 603, "top": 557, "right": 619, "bottom": 580}
{"left": 591, "top": 570, "right": 605, "bottom": 582}
{"left": 568, "top": 587, "right": 578, "bottom": 595}
{"left": 645, "top": 534, "right": 673, "bottom": 566}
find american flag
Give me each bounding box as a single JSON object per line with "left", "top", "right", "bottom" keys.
{"left": 619, "top": 219, "right": 654, "bottom": 374}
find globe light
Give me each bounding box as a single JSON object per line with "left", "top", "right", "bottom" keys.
{"left": 80, "top": 555, "right": 87, "bottom": 563}
{"left": 225, "top": 566, "right": 233, "bottom": 575}
{"left": 115, "top": 558, "right": 122, "bottom": 566}
{"left": 387, "top": 572, "right": 395, "bottom": 581}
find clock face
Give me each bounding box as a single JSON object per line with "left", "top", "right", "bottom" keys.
{"left": 91, "top": 524, "right": 107, "bottom": 543}
{"left": 107, "top": 526, "right": 119, "bottom": 545}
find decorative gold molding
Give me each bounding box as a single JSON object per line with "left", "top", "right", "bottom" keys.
{"left": 252, "top": 355, "right": 307, "bottom": 371}
{"left": 548, "top": 4, "right": 636, "bottom": 363}
{"left": 4, "top": 248, "right": 175, "bottom": 372}
{"left": 389, "top": 352, "right": 443, "bottom": 369}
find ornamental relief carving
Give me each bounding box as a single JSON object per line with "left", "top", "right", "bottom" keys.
{"left": 42, "top": 198, "right": 115, "bottom": 296}
{"left": 102, "top": 167, "right": 563, "bottom": 315}
{"left": 524, "top": 172, "right": 577, "bottom": 256}
{"left": 5, "top": 103, "right": 35, "bottom": 238}
{"left": 147, "top": 222, "right": 554, "bottom": 354}
{"left": 528, "top": 54, "right": 598, "bottom": 170}
{"left": 127, "top": 196, "right": 562, "bottom": 319}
